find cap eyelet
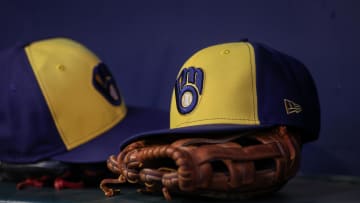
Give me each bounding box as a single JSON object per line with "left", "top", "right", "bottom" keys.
{"left": 222, "top": 49, "right": 230, "bottom": 55}
{"left": 57, "top": 64, "right": 66, "bottom": 71}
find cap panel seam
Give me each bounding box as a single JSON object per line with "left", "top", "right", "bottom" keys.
{"left": 245, "top": 42, "right": 259, "bottom": 124}
{"left": 25, "top": 46, "right": 67, "bottom": 140}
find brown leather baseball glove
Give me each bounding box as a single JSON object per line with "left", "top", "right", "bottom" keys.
{"left": 100, "top": 126, "right": 302, "bottom": 200}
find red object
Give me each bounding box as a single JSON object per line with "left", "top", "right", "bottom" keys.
{"left": 16, "top": 176, "right": 50, "bottom": 190}
{"left": 54, "top": 178, "right": 84, "bottom": 190}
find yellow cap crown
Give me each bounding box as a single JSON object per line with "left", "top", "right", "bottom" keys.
{"left": 171, "top": 42, "right": 259, "bottom": 128}
{"left": 25, "top": 38, "right": 127, "bottom": 149}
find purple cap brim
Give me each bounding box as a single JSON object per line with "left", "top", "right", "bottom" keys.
{"left": 119, "top": 123, "right": 275, "bottom": 150}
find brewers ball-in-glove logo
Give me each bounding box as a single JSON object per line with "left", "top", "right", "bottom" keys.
{"left": 92, "top": 63, "right": 122, "bottom": 106}
{"left": 175, "top": 67, "right": 204, "bottom": 114}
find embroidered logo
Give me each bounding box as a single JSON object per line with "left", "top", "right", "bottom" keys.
{"left": 92, "top": 63, "right": 122, "bottom": 106}
{"left": 175, "top": 67, "right": 204, "bottom": 114}
{"left": 284, "top": 99, "right": 302, "bottom": 114}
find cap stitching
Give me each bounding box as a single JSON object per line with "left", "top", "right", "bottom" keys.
{"left": 245, "top": 43, "right": 258, "bottom": 124}
{"left": 175, "top": 117, "right": 259, "bottom": 128}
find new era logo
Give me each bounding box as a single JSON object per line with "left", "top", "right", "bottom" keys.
{"left": 284, "top": 99, "right": 302, "bottom": 114}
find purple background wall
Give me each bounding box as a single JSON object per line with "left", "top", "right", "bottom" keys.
{"left": 1, "top": 0, "right": 359, "bottom": 176}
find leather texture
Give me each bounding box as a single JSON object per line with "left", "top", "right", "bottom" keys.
{"left": 100, "top": 126, "right": 302, "bottom": 200}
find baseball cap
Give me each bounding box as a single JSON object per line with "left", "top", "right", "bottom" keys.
{"left": 0, "top": 37, "right": 167, "bottom": 163}
{"left": 121, "top": 40, "right": 320, "bottom": 148}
